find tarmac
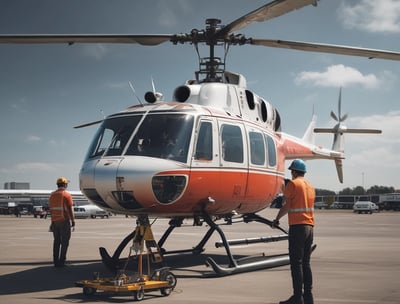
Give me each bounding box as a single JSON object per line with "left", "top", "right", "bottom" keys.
{"left": 1, "top": 209, "right": 400, "bottom": 304}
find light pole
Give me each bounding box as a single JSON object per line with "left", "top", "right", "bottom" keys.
{"left": 362, "top": 172, "right": 365, "bottom": 194}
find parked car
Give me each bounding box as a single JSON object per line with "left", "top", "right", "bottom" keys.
{"left": 33, "top": 206, "right": 47, "bottom": 218}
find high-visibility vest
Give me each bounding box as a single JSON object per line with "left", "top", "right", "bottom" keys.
{"left": 285, "top": 177, "right": 315, "bottom": 226}
{"left": 49, "top": 189, "right": 73, "bottom": 222}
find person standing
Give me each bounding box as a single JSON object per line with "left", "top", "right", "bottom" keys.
{"left": 273, "top": 159, "right": 315, "bottom": 304}
{"left": 49, "top": 177, "right": 75, "bottom": 267}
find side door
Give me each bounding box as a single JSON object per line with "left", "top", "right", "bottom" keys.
{"left": 189, "top": 118, "right": 221, "bottom": 201}
{"left": 218, "top": 120, "right": 248, "bottom": 204}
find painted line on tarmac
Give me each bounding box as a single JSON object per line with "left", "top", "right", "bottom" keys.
{"left": 318, "top": 298, "right": 376, "bottom": 303}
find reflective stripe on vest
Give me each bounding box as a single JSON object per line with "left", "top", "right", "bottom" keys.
{"left": 49, "top": 191, "right": 68, "bottom": 222}
{"left": 288, "top": 207, "right": 314, "bottom": 213}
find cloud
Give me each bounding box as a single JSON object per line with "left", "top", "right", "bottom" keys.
{"left": 156, "top": 0, "right": 193, "bottom": 28}
{"left": 348, "top": 146, "right": 400, "bottom": 169}
{"left": 294, "top": 64, "right": 380, "bottom": 88}
{"left": 82, "top": 44, "right": 109, "bottom": 60}
{"left": 15, "top": 162, "right": 64, "bottom": 172}
{"left": 349, "top": 111, "right": 400, "bottom": 144}
{"left": 338, "top": 0, "right": 400, "bottom": 33}
{"left": 26, "top": 135, "right": 41, "bottom": 142}
{"left": 344, "top": 111, "right": 400, "bottom": 175}
{"left": 49, "top": 139, "right": 67, "bottom": 146}
{"left": 9, "top": 98, "right": 29, "bottom": 113}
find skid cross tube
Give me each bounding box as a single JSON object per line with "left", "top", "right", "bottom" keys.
{"left": 214, "top": 234, "right": 288, "bottom": 248}
{"left": 99, "top": 211, "right": 309, "bottom": 276}
{"left": 157, "top": 217, "right": 216, "bottom": 256}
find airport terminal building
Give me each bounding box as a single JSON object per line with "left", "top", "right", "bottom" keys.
{"left": 0, "top": 182, "right": 88, "bottom": 215}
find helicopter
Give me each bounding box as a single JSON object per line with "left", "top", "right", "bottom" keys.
{"left": 1, "top": 0, "right": 399, "bottom": 276}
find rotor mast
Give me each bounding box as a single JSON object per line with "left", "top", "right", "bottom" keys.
{"left": 200, "top": 18, "right": 224, "bottom": 83}
{"left": 171, "top": 18, "right": 250, "bottom": 83}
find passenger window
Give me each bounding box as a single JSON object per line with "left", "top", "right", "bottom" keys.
{"left": 249, "top": 131, "right": 265, "bottom": 165}
{"left": 265, "top": 134, "right": 277, "bottom": 167}
{"left": 221, "top": 124, "right": 243, "bottom": 163}
{"left": 195, "top": 121, "right": 213, "bottom": 160}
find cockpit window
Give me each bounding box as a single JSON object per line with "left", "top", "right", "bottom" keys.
{"left": 86, "top": 113, "right": 194, "bottom": 163}
{"left": 126, "top": 114, "right": 194, "bottom": 163}
{"left": 85, "top": 115, "right": 141, "bottom": 159}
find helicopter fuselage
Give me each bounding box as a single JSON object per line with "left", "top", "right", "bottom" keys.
{"left": 79, "top": 77, "right": 293, "bottom": 217}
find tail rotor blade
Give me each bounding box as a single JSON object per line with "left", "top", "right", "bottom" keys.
{"left": 338, "top": 87, "right": 342, "bottom": 119}
{"left": 330, "top": 111, "right": 338, "bottom": 121}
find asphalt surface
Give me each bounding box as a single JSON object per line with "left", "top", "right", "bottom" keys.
{"left": 1, "top": 209, "right": 400, "bottom": 304}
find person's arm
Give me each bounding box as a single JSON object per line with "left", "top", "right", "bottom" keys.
{"left": 272, "top": 180, "right": 294, "bottom": 227}
{"left": 68, "top": 206, "right": 75, "bottom": 227}
{"left": 272, "top": 199, "right": 290, "bottom": 227}
{"left": 65, "top": 195, "right": 75, "bottom": 227}
{"left": 275, "top": 199, "right": 290, "bottom": 221}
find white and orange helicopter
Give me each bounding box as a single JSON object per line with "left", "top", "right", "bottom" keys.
{"left": 1, "top": 0, "right": 399, "bottom": 276}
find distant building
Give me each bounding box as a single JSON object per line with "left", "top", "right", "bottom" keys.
{"left": 4, "top": 182, "right": 30, "bottom": 190}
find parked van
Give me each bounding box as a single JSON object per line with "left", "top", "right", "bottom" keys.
{"left": 353, "top": 201, "right": 379, "bottom": 214}
{"left": 74, "top": 205, "right": 110, "bottom": 219}
{"left": 74, "top": 207, "right": 90, "bottom": 219}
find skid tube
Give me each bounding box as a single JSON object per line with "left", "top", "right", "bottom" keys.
{"left": 159, "top": 209, "right": 302, "bottom": 276}
{"left": 99, "top": 211, "right": 316, "bottom": 276}
{"left": 202, "top": 211, "right": 293, "bottom": 276}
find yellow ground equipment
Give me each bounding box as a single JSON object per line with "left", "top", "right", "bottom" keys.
{"left": 75, "top": 217, "right": 177, "bottom": 301}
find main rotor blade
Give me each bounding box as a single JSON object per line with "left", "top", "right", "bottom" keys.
{"left": 0, "top": 34, "right": 173, "bottom": 46}
{"left": 74, "top": 119, "right": 103, "bottom": 129}
{"left": 251, "top": 38, "right": 400, "bottom": 61}
{"left": 314, "top": 128, "right": 382, "bottom": 134}
{"left": 217, "top": 0, "right": 318, "bottom": 37}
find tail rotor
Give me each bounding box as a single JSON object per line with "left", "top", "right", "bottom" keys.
{"left": 314, "top": 88, "right": 381, "bottom": 183}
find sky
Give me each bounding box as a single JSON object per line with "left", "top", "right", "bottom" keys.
{"left": 0, "top": 0, "right": 399, "bottom": 192}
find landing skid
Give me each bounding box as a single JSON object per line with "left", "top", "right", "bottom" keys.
{"left": 202, "top": 212, "right": 291, "bottom": 276}
{"left": 99, "top": 211, "right": 315, "bottom": 276}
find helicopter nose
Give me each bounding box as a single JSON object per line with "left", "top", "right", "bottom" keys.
{"left": 80, "top": 156, "right": 189, "bottom": 213}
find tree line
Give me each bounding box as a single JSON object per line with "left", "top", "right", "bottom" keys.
{"left": 316, "top": 185, "right": 397, "bottom": 196}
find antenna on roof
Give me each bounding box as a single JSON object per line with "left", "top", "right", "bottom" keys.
{"left": 128, "top": 81, "right": 144, "bottom": 106}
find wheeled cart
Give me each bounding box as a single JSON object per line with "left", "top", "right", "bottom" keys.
{"left": 75, "top": 217, "right": 177, "bottom": 301}
{"left": 75, "top": 267, "right": 177, "bottom": 301}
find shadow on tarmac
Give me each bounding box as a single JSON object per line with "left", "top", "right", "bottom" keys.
{"left": 0, "top": 261, "right": 108, "bottom": 295}
{"left": 0, "top": 253, "right": 237, "bottom": 296}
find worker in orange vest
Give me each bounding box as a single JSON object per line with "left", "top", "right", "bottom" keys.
{"left": 273, "top": 159, "right": 315, "bottom": 304}
{"left": 49, "top": 177, "right": 75, "bottom": 267}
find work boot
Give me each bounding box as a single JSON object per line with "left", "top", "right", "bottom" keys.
{"left": 279, "top": 295, "right": 304, "bottom": 304}
{"left": 303, "top": 292, "right": 314, "bottom": 304}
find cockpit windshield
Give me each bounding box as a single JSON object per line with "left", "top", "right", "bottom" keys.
{"left": 126, "top": 114, "right": 194, "bottom": 163}
{"left": 85, "top": 113, "right": 194, "bottom": 163}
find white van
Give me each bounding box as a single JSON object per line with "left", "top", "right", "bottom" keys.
{"left": 74, "top": 205, "right": 110, "bottom": 219}
{"left": 73, "top": 207, "right": 90, "bottom": 218}
{"left": 353, "top": 201, "right": 379, "bottom": 214}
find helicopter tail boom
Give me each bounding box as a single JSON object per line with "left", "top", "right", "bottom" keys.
{"left": 282, "top": 88, "right": 381, "bottom": 183}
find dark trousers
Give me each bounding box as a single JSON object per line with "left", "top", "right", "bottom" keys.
{"left": 51, "top": 220, "right": 71, "bottom": 266}
{"left": 288, "top": 224, "right": 314, "bottom": 298}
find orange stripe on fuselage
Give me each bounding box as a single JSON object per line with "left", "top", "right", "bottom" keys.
{"left": 280, "top": 137, "right": 314, "bottom": 159}
{"left": 152, "top": 167, "right": 284, "bottom": 215}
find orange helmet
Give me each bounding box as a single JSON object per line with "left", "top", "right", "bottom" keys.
{"left": 56, "top": 177, "right": 69, "bottom": 184}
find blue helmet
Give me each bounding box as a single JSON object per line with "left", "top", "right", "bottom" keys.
{"left": 288, "top": 159, "right": 307, "bottom": 173}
